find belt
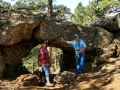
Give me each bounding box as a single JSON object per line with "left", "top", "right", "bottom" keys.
{"left": 76, "top": 50, "right": 80, "bottom": 51}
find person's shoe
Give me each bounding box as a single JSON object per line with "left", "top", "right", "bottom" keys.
{"left": 46, "top": 82, "right": 54, "bottom": 87}
{"left": 76, "top": 72, "right": 81, "bottom": 75}
{"left": 41, "top": 81, "right": 46, "bottom": 85}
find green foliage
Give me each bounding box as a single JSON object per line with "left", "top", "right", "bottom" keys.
{"left": 71, "top": 0, "right": 120, "bottom": 25}
{"left": 9, "top": 0, "right": 71, "bottom": 21}
{"left": 53, "top": 5, "right": 72, "bottom": 21}
{"left": 22, "top": 45, "right": 62, "bottom": 73}
{"left": 94, "top": 0, "right": 120, "bottom": 17}
{"left": 11, "top": 0, "right": 48, "bottom": 10}
{"left": 0, "top": 0, "right": 11, "bottom": 7}
{"left": 22, "top": 45, "right": 40, "bottom": 73}
{"left": 51, "top": 47, "right": 62, "bottom": 68}
{"left": 71, "top": 2, "right": 85, "bottom": 24}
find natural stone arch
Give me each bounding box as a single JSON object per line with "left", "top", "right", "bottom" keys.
{"left": 0, "top": 16, "right": 78, "bottom": 77}
{"left": 0, "top": 7, "right": 119, "bottom": 77}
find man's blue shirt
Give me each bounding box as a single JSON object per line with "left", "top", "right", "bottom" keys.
{"left": 70, "top": 39, "right": 86, "bottom": 51}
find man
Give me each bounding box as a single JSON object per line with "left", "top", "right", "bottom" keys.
{"left": 62, "top": 34, "right": 87, "bottom": 74}
{"left": 38, "top": 40, "right": 53, "bottom": 86}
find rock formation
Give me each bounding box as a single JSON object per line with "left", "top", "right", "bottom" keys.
{"left": 15, "top": 74, "right": 40, "bottom": 86}
{"left": 53, "top": 71, "right": 76, "bottom": 84}
{"left": 0, "top": 7, "right": 120, "bottom": 77}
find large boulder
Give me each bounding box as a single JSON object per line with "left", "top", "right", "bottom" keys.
{"left": 94, "top": 39, "right": 120, "bottom": 65}
{"left": 0, "top": 7, "right": 119, "bottom": 77}
{"left": 91, "top": 16, "right": 119, "bottom": 31}
{"left": 15, "top": 74, "right": 40, "bottom": 86}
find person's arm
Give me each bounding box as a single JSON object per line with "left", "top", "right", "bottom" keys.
{"left": 38, "top": 49, "right": 44, "bottom": 66}
{"left": 78, "top": 39, "right": 87, "bottom": 54}
{"left": 61, "top": 38, "right": 70, "bottom": 44}
{"left": 45, "top": 50, "right": 50, "bottom": 66}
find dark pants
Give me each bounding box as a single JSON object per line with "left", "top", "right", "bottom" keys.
{"left": 76, "top": 53, "right": 85, "bottom": 74}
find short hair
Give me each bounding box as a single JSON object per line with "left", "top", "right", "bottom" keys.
{"left": 41, "top": 40, "right": 46, "bottom": 44}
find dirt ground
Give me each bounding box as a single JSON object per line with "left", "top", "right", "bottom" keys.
{"left": 1, "top": 63, "right": 120, "bottom": 90}
{"left": 0, "top": 70, "right": 120, "bottom": 90}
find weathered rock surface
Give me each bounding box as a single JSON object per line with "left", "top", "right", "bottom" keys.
{"left": 0, "top": 51, "right": 4, "bottom": 77}
{"left": 15, "top": 74, "right": 40, "bottom": 86}
{"left": 53, "top": 71, "right": 76, "bottom": 84}
{"left": 91, "top": 16, "right": 119, "bottom": 31}
{"left": 94, "top": 39, "right": 120, "bottom": 65}
{"left": 0, "top": 7, "right": 120, "bottom": 77}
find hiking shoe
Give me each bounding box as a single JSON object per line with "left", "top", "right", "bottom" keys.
{"left": 46, "top": 82, "right": 54, "bottom": 86}
{"left": 41, "top": 81, "right": 46, "bottom": 85}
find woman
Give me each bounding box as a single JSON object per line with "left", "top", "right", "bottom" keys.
{"left": 38, "top": 40, "right": 53, "bottom": 86}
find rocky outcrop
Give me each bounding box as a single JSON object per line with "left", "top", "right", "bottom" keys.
{"left": 91, "top": 15, "right": 120, "bottom": 31}
{"left": 53, "top": 71, "right": 76, "bottom": 84}
{"left": 0, "top": 7, "right": 120, "bottom": 77}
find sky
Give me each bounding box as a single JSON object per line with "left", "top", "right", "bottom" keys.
{"left": 54, "top": 0, "right": 90, "bottom": 13}
{"left": 4, "top": 0, "right": 90, "bottom": 13}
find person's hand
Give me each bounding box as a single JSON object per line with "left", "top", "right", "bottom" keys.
{"left": 46, "top": 63, "right": 49, "bottom": 66}
{"left": 61, "top": 37, "right": 66, "bottom": 43}
{"left": 78, "top": 50, "right": 83, "bottom": 54}
{"left": 61, "top": 37, "right": 64, "bottom": 42}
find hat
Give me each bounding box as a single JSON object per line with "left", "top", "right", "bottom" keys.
{"left": 74, "top": 34, "right": 79, "bottom": 37}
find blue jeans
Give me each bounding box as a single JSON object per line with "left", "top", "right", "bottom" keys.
{"left": 76, "top": 53, "right": 85, "bottom": 74}
{"left": 41, "top": 65, "right": 50, "bottom": 77}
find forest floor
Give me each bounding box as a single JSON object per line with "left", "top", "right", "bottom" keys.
{"left": 0, "top": 66, "right": 120, "bottom": 90}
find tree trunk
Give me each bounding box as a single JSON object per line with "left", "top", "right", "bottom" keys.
{"left": 48, "top": 0, "right": 53, "bottom": 67}
{"left": 55, "top": 55, "right": 57, "bottom": 69}
{"left": 47, "top": 47, "right": 52, "bottom": 66}
{"left": 48, "top": 0, "right": 53, "bottom": 17}
{"left": 32, "top": 59, "right": 34, "bottom": 74}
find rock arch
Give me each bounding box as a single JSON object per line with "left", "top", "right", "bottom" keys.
{"left": 0, "top": 7, "right": 119, "bottom": 77}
